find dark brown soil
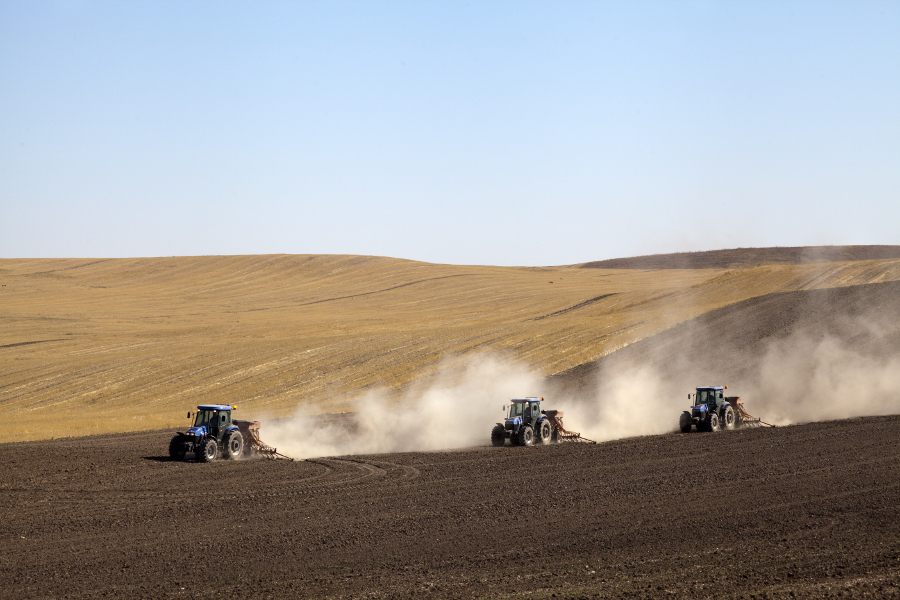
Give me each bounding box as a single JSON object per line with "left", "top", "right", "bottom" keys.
{"left": 2, "top": 415, "right": 900, "bottom": 599}
{"left": 580, "top": 245, "right": 900, "bottom": 270}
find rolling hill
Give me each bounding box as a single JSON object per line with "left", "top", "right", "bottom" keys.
{"left": 2, "top": 249, "right": 899, "bottom": 441}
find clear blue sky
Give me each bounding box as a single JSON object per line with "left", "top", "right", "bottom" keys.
{"left": 1, "top": 1, "right": 898, "bottom": 266}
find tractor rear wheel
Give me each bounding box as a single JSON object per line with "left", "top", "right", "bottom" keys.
{"left": 168, "top": 435, "right": 186, "bottom": 460}
{"left": 519, "top": 425, "right": 534, "bottom": 447}
{"left": 491, "top": 425, "right": 505, "bottom": 446}
{"left": 224, "top": 430, "right": 244, "bottom": 459}
{"left": 722, "top": 406, "right": 736, "bottom": 430}
{"left": 536, "top": 420, "right": 552, "bottom": 444}
{"left": 198, "top": 437, "right": 218, "bottom": 462}
{"left": 708, "top": 412, "right": 720, "bottom": 432}
{"left": 679, "top": 412, "right": 692, "bottom": 433}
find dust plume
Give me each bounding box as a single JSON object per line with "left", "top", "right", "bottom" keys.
{"left": 561, "top": 313, "right": 900, "bottom": 441}
{"left": 267, "top": 299, "right": 900, "bottom": 458}
{"left": 264, "top": 354, "right": 539, "bottom": 460}
{"left": 743, "top": 325, "right": 900, "bottom": 425}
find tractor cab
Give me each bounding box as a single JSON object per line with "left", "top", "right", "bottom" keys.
{"left": 693, "top": 387, "right": 724, "bottom": 408}
{"left": 187, "top": 405, "right": 235, "bottom": 441}
{"left": 506, "top": 398, "right": 542, "bottom": 428}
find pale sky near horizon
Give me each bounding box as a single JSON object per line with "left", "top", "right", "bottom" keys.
{"left": 1, "top": 1, "right": 898, "bottom": 266}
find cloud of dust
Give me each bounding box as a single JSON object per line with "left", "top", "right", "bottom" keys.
{"left": 264, "top": 354, "right": 540, "bottom": 460}
{"left": 742, "top": 327, "right": 900, "bottom": 425}
{"left": 558, "top": 365, "right": 678, "bottom": 443}
{"left": 562, "top": 314, "right": 900, "bottom": 440}
{"left": 265, "top": 314, "right": 900, "bottom": 459}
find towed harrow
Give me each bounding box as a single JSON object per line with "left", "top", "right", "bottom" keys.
{"left": 730, "top": 398, "right": 776, "bottom": 428}
{"left": 240, "top": 421, "right": 294, "bottom": 461}
{"left": 544, "top": 410, "right": 596, "bottom": 443}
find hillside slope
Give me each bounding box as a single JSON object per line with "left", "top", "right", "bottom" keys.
{"left": 549, "top": 279, "right": 900, "bottom": 426}
{"left": 581, "top": 244, "right": 900, "bottom": 270}
{"left": 3, "top": 252, "right": 900, "bottom": 441}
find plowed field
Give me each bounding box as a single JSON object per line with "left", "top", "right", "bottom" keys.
{"left": 2, "top": 416, "right": 899, "bottom": 599}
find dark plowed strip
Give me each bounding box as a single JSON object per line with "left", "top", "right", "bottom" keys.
{"left": 580, "top": 244, "right": 900, "bottom": 270}
{"left": 532, "top": 293, "right": 617, "bottom": 320}
{"left": 26, "top": 259, "right": 113, "bottom": 276}
{"left": 0, "top": 339, "right": 68, "bottom": 350}
{"left": 241, "top": 273, "right": 474, "bottom": 312}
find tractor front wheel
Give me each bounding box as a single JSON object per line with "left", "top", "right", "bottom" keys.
{"left": 491, "top": 425, "right": 505, "bottom": 447}
{"left": 224, "top": 430, "right": 244, "bottom": 459}
{"left": 519, "top": 425, "right": 534, "bottom": 447}
{"left": 168, "top": 435, "right": 186, "bottom": 460}
{"left": 679, "top": 412, "right": 692, "bottom": 433}
{"left": 198, "top": 437, "right": 218, "bottom": 463}
{"left": 708, "top": 412, "right": 720, "bottom": 432}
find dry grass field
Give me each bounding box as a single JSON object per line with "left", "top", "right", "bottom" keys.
{"left": 3, "top": 251, "right": 900, "bottom": 442}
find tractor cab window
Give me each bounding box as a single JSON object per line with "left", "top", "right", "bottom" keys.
{"left": 219, "top": 412, "right": 230, "bottom": 427}
{"left": 508, "top": 403, "right": 525, "bottom": 418}
{"left": 193, "top": 410, "right": 214, "bottom": 428}
{"left": 695, "top": 391, "right": 716, "bottom": 407}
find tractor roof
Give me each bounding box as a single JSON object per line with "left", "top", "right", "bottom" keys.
{"left": 197, "top": 404, "right": 234, "bottom": 411}
{"left": 510, "top": 398, "right": 542, "bottom": 402}
{"left": 696, "top": 387, "right": 725, "bottom": 391}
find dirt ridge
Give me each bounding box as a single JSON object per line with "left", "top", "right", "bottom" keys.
{"left": 581, "top": 244, "right": 900, "bottom": 270}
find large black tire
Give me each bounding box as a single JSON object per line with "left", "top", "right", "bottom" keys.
{"left": 491, "top": 425, "right": 506, "bottom": 447}
{"left": 679, "top": 412, "right": 692, "bottom": 433}
{"left": 536, "top": 420, "right": 552, "bottom": 445}
{"left": 518, "top": 425, "right": 534, "bottom": 447}
{"left": 224, "top": 430, "right": 244, "bottom": 460}
{"left": 708, "top": 412, "right": 720, "bottom": 432}
{"left": 722, "top": 406, "right": 736, "bottom": 431}
{"left": 198, "top": 437, "right": 218, "bottom": 463}
{"left": 168, "top": 435, "right": 186, "bottom": 460}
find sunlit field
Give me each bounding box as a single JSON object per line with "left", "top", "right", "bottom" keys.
{"left": 2, "top": 253, "right": 899, "bottom": 441}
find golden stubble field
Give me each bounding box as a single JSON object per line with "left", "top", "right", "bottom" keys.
{"left": 2, "top": 253, "right": 900, "bottom": 442}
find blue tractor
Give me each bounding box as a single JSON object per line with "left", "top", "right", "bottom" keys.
{"left": 169, "top": 404, "right": 248, "bottom": 462}
{"left": 679, "top": 386, "right": 738, "bottom": 433}
{"left": 491, "top": 397, "right": 558, "bottom": 446}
